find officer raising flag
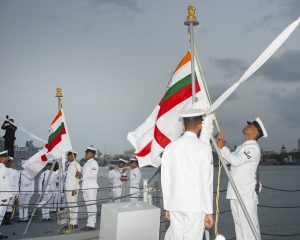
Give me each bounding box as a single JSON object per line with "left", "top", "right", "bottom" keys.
{"left": 217, "top": 118, "right": 268, "bottom": 240}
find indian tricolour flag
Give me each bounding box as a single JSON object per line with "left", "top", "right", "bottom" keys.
{"left": 22, "top": 109, "right": 72, "bottom": 178}
{"left": 127, "top": 50, "right": 210, "bottom": 167}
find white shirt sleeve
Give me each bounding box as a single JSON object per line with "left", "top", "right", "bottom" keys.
{"left": 161, "top": 146, "right": 171, "bottom": 211}
{"left": 199, "top": 114, "right": 214, "bottom": 144}
{"left": 200, "top": 147, "right": 214, "bottom": 214}
{"left": 221, "top": 145, "right": 259, "bottom": 167}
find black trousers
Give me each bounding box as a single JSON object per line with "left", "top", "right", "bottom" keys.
{"left": 4, "top": 141, "right": 15, "bottom": 158}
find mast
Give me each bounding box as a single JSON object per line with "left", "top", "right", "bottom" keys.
{"left": 55, "top": 87, "right": 63, "bottom": 221}
{"left": 184, "top": 6, "right": 199, "bottom": 104}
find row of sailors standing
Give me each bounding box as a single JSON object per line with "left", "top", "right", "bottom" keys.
{"left": 108, "top": 157, "right": 142, "bottom": 202}
{"left": 1, "top": 147, "right": 142, "bottom": 237}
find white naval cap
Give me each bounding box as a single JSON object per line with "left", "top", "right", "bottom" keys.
{"left": 67, "top": 150, "right": 78, "bottom": 155}
{"left": 130, "top": 157, "right": 138, "bottom": 162}
{"left": 0, "top": 150, "right": 9, "bottom": 157}
{"left": 85, "top": 146, "right": 97, "bottom": 153}
{"left": 247, "top": 117, "right": 268, "bottom": 138}
{"left": 179, "top": 108, "right": 206, "bottom": 118}
{"left": 118, "top": 158, "right": 129, "bottom": 163}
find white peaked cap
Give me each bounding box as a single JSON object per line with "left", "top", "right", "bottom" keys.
{"left": 255, "top": 117, "right": 268, "bottom": 138}
{"left": 179, "top": 102, "right": 206, "bottom": 118}
{"left": 118, "top": 158, "right": 128, "bottom": 163}
{"left": 179, "top": 108, "right": 206, "bottom": 118}
{"left": 67, "top": 150, "right": 78, "bottom": 155}
{"left": 215, "top": 235, "right": 226, "bottom": 240}
{"left": 247, "top": 117, "right": 268, "bottom": 138}
{"left": 0, "top": 150, "right": 8, "bottom": 156}
{"left": 86, "top": 146, "right": 97, "bottom": 152}
{"left": 130, "top": 157, "right": 138, "bottom": 162}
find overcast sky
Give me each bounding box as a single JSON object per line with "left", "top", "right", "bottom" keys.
{"left": 0, "top": 0, "right": 300, "bottom": 157}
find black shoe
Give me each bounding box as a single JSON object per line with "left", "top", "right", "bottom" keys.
{"left": 80, "top": 226, "right": 95, "bottom": 231}
{"left": 69, "top": 224, "right": 78, "bottom": 229}
{"left": 47, "top": 218, "right": 53, "bottom": 221}
{"left": 42, "top": 218, "right": 48, "bottom": 222}
{"left": 2, "top": 221, "right": 12, "bottom": 225}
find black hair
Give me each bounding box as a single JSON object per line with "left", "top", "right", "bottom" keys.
{"left": 183, "top": 116, "right": 203, "bottom": 129}
{"left": 68, "top": 152, "right": 77, "bottom": 158}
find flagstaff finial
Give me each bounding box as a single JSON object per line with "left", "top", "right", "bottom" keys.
{"left": 56, "top": 87, "right": 63, "bottom": 98}
{"left": 184, "top": 5, "right": 199, "bottom": 26}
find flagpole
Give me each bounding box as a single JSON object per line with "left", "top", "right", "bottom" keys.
{"left": 56, "top": 87, "right": 63, "bottom": 224}
{"left": 184, "top": 6, "right": 199, "bottom": 104}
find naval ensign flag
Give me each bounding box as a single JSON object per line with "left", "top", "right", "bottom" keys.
{"left": 22, "top": 109, "right": 72, "bottom": 178}
{"left": 127, "top": 51, "right": 210, "bottom": 167}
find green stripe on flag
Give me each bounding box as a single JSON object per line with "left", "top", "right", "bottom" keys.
{"left": 162, "top": 74, "right": 194, "bottom": 104}
{"left": 48, "top": 122, "right": 65, "bottom": 143}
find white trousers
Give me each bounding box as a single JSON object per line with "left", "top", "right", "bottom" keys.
{"left": 66, "top": 191, "right": 78, "bottom": 225}
{"left": 230, "top": 199, "right": 260, "bottom": 240}
{"left": 83, "top": 189, "right": 97, "bottom": 228}
{"left": 129, "top": 187, "right": 140, "bottom": 202}
{"left": 40, "top": 193, "right": 53, "bottom": 219}
{"left": 18, "top": 193, "right": 33, "bottom": 220}
{"left": 112, "top": 187, "right": 122, "bottom": 203}
{"left": 166, "top": 211, "right": 205, "bottom": 240}
{"left": 0, "top": 203, "right": 8, "bottom": 225}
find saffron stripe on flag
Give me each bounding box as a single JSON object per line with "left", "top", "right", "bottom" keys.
{"left": 51, "top": 110, "right": 62, "bottom": 125}
{"left": 175, "top": 51, "right": 191, "bottom": 72}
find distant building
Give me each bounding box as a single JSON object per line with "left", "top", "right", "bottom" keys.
{"left": 298, "top": 138, "right": 300, "bottom": 151}
{"left": 280, "top": 144, "right": 287, "bottom": 154}
{"left": 14, "top": 140, "right": 40, "bottom": 160}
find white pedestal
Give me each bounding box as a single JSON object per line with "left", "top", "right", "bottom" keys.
{"left": 99, "top": 201, "right": 161, "bottom": 240}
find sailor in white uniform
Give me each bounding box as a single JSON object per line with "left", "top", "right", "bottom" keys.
{"left": 0, "top": 151, "right": 10, "bottom": 225}
{"left": 64, "top": 150, "right": 81, "bottom": 229}
{"left": 18, "top": 170, "right": 35, "bottom": 222}
{"left": 161, "top": 109, "right": 214, "bottom": 240}
{"left": 217, "top": 117, "right": 267, "bottom": 240}
{"left": 38, "top": 162, "right": 59, "bottom": 221}
{"left": 76, "top": 147, "right": 99, "bottom": 231}
{"left": 3, "top": 157, "right": 19, "bottom": 225}
{"left": 108, "top": 158, "right": 128, "bottom": 202}
{"left": 129, "top": 158, "right": 141, "bottom": 202}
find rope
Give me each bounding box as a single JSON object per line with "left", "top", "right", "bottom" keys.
{"left": 262, "top": 185, "right": 300, "bottom": 192}
{"left": 194, "top": 43, "right": 223, "bottom": 237}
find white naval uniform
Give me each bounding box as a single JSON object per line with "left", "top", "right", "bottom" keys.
{"left": 161, "top": 114, "right": 214, "bottom": 240}
{"left": 221, "top": 140, "right": 261, "bottom": 240}
{"left": 108, "top": 168, "right": 127, "bottom": 202}
{"left": 18, "top": 171, "right": 35, "bottom": 221}
{"left": 82, "top": 158, "right": 99, "bottom": 228}
{"left": 65, "top": 161, "right": 81, "bottom": 225}
{"left": 7, "top": 168, "right": 19, "bottom": 212}
{"left": 39, "top": 169, "right": 57, "bottom": 219}
{"left": 129, "top": 167, "right": 141, "bottom": 202}
{"left": 0, "top": 163, "right": 10, "bottom": 225}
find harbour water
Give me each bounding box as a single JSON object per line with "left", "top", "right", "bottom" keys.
{"left": 1, "top": 166, "right": 299, "bottom": 240}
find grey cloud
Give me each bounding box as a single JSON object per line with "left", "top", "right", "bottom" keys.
{"left": 268, "top": 87, "right": 300, "bottom": 127}
{"left": 213, "top": 58, "right": 247, "bottom": 78}
{"left": 257, "top": 49, "right": 300, "bottom": 82}
{"left": 269, "top": 0, "right": 300, "bottom": 20}
{"left": 88, "top": 0, "right": 140, "bottom": 11}
{"left": 208, "top": 83, "right": 238, "bottom": 103}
